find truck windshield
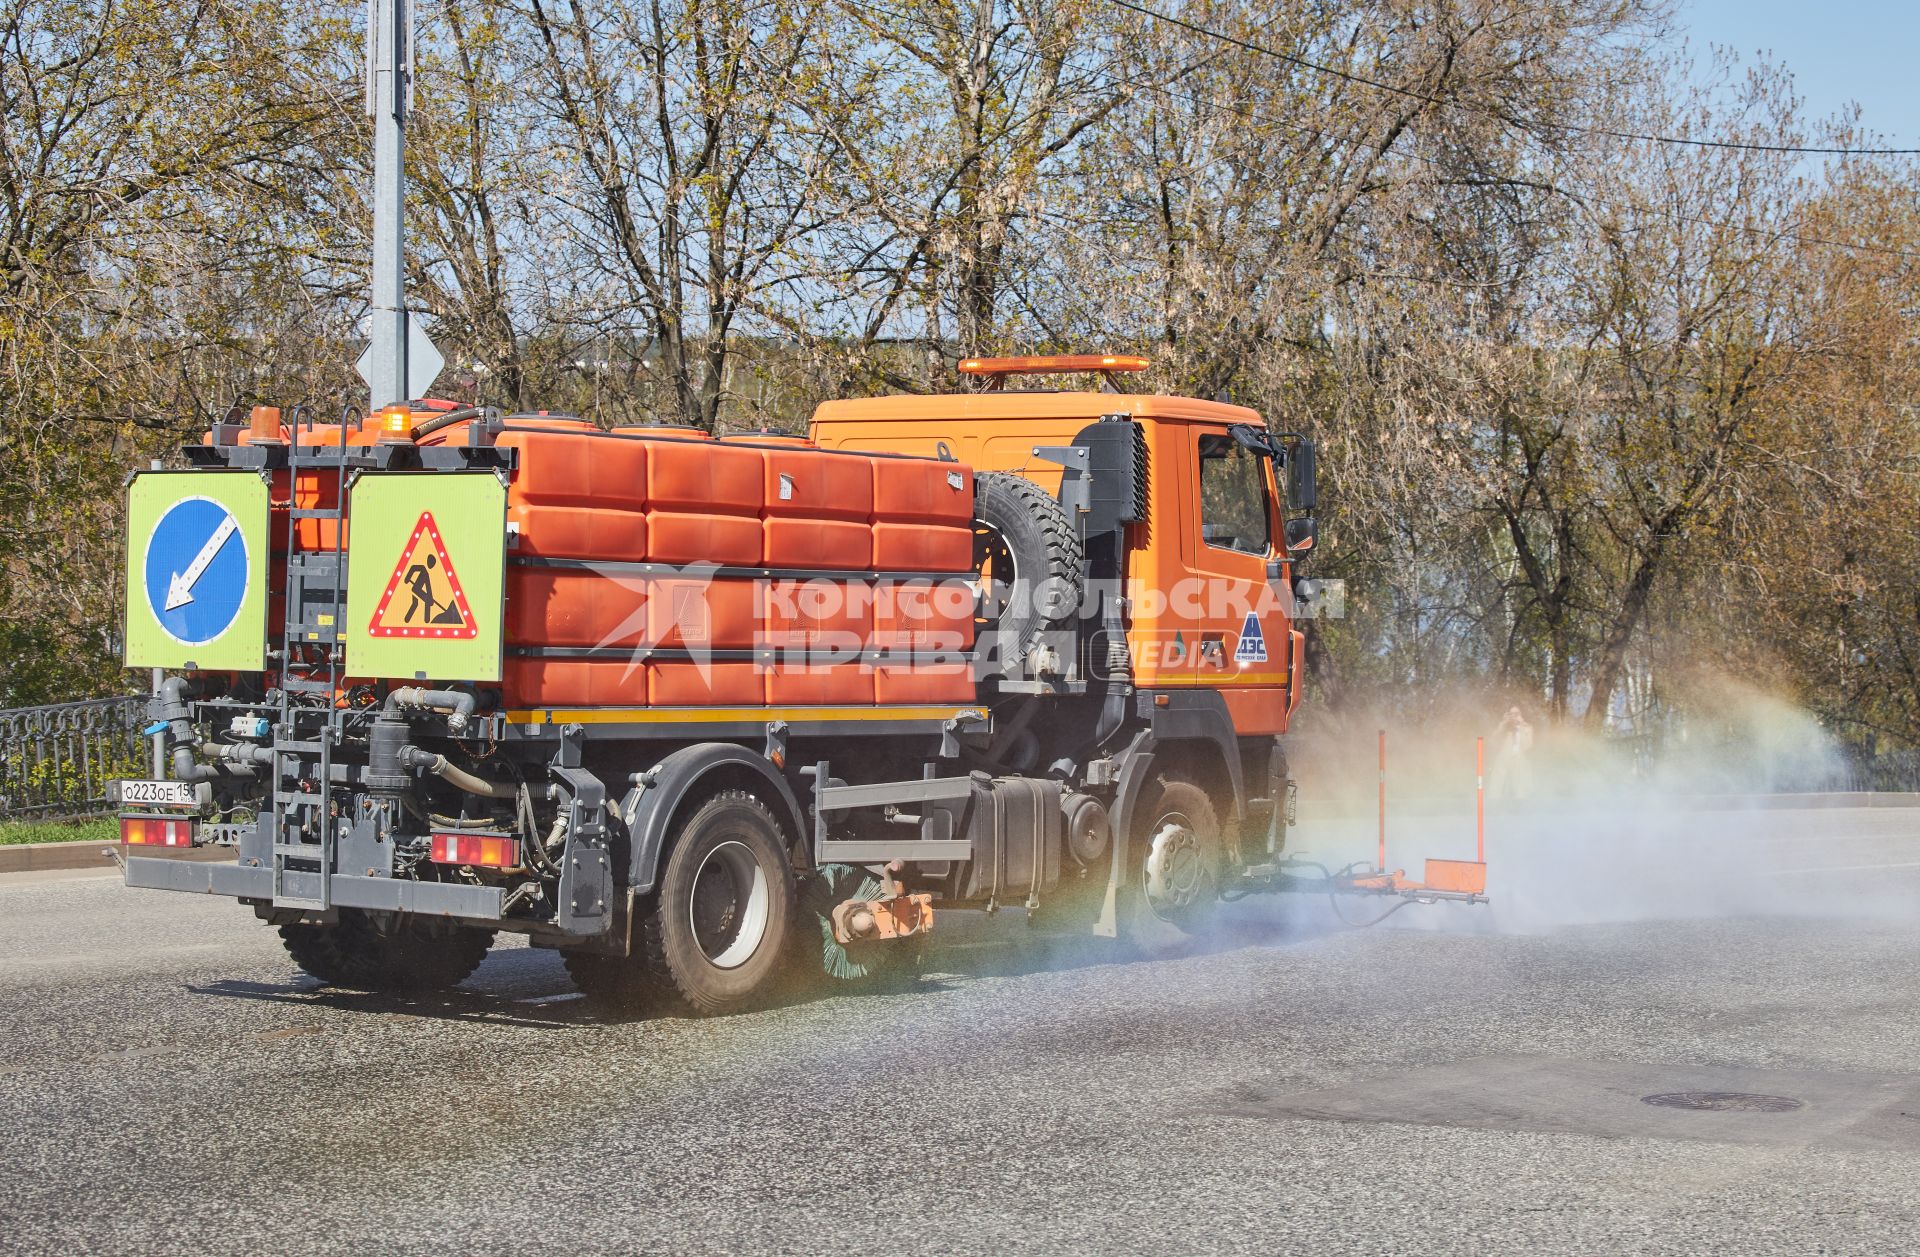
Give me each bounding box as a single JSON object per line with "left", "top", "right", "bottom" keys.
{"left": 1196, "top": 432, "right": 1271, "bottom": 555}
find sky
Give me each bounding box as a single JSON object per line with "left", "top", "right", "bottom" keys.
{"left": 1681, "top": 0, "right": 1920, "bottom": 145}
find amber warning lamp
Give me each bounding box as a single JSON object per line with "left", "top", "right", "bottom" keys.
{"left": 957, "top": 354, "right": 1149, "bottom": 390}
{"left": 959, "top": 353, "right": 1149, "bottom": 376}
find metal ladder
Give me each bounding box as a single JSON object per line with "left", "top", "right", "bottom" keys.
{"left": 270, "top": 423, "right": 354, "bottom": 911}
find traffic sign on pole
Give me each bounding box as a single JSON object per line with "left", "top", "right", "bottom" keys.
{"left": 355, "top": 312, "right": 444, "bottom": 401}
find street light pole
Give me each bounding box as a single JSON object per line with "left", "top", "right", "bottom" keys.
{"left": 364, "top": 0, "right": 412, "bottom": 410}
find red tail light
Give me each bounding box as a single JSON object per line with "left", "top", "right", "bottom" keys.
{"left": 122, "top": 815, "right": 197, "bottom": 847}
{"left": 430, "top": 832, "right": 519, "bottom": 868}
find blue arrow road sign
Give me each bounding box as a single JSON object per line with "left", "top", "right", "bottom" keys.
{"left": 143, "top": 496, "right": 250, "bottom": 646}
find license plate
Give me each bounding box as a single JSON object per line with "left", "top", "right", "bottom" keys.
{"left": 119, "top": 779, "right": 197, "bottom": 807}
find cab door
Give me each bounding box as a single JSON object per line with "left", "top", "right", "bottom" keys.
{"left": 1176, "top": 424, "right": 1291, "bottom": 732}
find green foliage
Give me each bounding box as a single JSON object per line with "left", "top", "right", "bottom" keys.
{"left": 0, "top": 619, "right": 123, "bottom": 707}
{"left": 0, "top": 817, "right": 118, "bottom": 846}
{"left": 0, "top": 729, "right": 146, "bottom": 818}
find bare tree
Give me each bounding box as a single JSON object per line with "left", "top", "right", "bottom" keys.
{"left": 523, "top": 0, "right": 844, "bottom": 429}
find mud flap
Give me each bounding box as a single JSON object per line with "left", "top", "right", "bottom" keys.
{"left": 1092, "top": 732, "right": 1157, "bottom": 937}
{"left": 552, "top": 759, "right": 613, "bottom": 935}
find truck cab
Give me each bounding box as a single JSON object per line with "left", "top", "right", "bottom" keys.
{"left": 811, "top": 356, "right": 1312, "bottom": 733}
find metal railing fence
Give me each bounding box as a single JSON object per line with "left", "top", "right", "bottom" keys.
{"left": 0, "top": 697, "right": 147, "bottom": 822}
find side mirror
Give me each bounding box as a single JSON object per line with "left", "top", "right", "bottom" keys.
{"left": 1285, "top": 437, "right": 1317, "bottom": 512}
{"left": 1285, "top": 516, "right": 1317, "bottom": 556}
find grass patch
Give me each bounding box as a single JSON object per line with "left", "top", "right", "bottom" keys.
{"left": 0, "top": 817, "right": 118, "bottom": 846}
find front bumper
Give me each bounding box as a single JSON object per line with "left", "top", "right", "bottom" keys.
{"left": 124, "top": 856, "right": 507, "bottom": 919}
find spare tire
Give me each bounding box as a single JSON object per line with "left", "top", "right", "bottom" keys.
{"left": 972, "top": 471, "right": 1084, "bottom": 673}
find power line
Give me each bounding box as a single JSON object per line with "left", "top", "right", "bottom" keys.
{"left": 1673, "top": 216, "right": 1920, "bottom": 263}
{"left": 834, "top": 0, "right": 1920, "bottom": 264}
{"left": 1106, "top": 0, "right": 1920, "bottom": 158}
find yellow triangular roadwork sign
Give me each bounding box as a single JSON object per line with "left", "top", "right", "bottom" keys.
{"left": 368, "top": 512, "right": 477, "bottom": 639}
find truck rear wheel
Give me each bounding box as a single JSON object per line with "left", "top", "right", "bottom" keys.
{"left": 562, "top": 950, "right": 656, "bottom": 1010}
{"left": 637, "top": 790, "right": 796, "bottom": 1016}
{"left": 279, "top": 910, "right": 495, "bottom": 991}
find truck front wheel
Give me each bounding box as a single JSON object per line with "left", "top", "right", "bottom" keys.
{"left": 279, "top": 910, "right": 494, "bottom": 991}
{"left": 638, "top": 790, "right": 796, "bottom": 1016}
{"left": 1123, "top": 774, "right": 1223, "bottom": 943}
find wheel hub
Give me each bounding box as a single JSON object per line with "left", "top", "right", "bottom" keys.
{"left": 688, "top": 840, "right": 771, "bottom": 970}
{"left": 1143, "top": 814, "right": 1212, "bottom": 921}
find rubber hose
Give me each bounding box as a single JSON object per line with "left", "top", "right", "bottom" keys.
{"left": 399, "top": 746, "right": 516, "bottom": 799}
{"left": 409, "top": 406, "right": 488, "bottom": 440}
{"left": 385, "top": 687, "right": 478, "bottom": 734}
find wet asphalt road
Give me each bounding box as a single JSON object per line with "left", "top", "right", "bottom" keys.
{"left": 3, "top": 804, "right": 1919, "bottom": 1255}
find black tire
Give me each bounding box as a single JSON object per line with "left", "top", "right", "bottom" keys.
{"left": 562, "top": 950, "right": 656, "bottom": 1010}
{"left": 637, "top": 790, "right": 797, "bottom": 1016}
{"left": 279, "top": 909, "right": 494, "bottom": 991}
{"left": 796, "top": 864, "right": 924, "bottom": 988}
{"left": 1120, "top": 774, "right": 1223, "bottom": 944}
{"left": 973, "top": 471, "right": 1084, "bottom": 672}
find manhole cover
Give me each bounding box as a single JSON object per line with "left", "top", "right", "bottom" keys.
{"left": 1641, "top": 1091, "right": 1804, "bottom": 1113}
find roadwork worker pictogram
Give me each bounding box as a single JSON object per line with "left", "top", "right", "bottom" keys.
{"left": 368, "top": 512, "right": 477, "bottom": 639}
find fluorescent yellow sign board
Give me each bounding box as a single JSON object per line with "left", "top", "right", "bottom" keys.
{"left": 346, "top": 473, "right": 505, "bottom": 680}
{"left": 124, "top": 471, "right": 269, "bottom": 671}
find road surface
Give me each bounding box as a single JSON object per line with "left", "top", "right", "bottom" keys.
{"left": 3, "top": 803, "right": 1918, "bottom": 1254}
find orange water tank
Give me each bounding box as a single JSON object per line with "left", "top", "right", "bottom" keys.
{"left": 872, "top": 456, "right": 973, "bottom": 570}
{"left": 498, "top": 423, "right": 649, "bottom": 561}
{"left": 760, "top": 575, "right": 874, "bottom": 704}
{"left": 760, "top": 578, "right": 872, "bottom": 645}
{"left": 252, "top": 416, "right": 983, "bottom": 709}
{"left": 504, "top": 568, "right": 648, "bottom": 648}
{"left": 645, "top": 433, "right": 764, "bottom": 566}
{"left": 766, "top": 659, "right": 874, "bottom": 705}
{"left": 267, "top": 467, "right": 334, "bottom": 552}
{"left": 740, "top": 437, "right": 874, "bottom": 570}
{"left": 265, "top": 424, "right": 359, "bottom": 552}
{"left": 873, "top": 577, "right": 975, "bottom": 651}
{"left": 872, "top": 573, "right": 974, "bottom": 704}
{"left": 873, "top": 662, "right": 973, "bottom": 704}
{"left": 646, "top": 578, "right": 758, "bottom": 651}
{"left": 611, "top": 424, "right": 708, "bottom": 439}
{"left": 503, "top": 658, "right": 648, "bottom": 708}
{"left": 648, "top": 661, "right": 763, "bottom": 706}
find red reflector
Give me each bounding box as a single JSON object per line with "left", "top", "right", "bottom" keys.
{"left": 121, "top": 815, "right": 197, "bottom": 847}
{"left": 429, "top": 832, "right": 519, "bottom": 868}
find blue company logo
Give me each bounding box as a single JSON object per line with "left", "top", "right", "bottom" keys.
{"left": 143, "top": 496, "right": 249, "bottom": 646}
{"left": 1235, "top": 611, "right": 1267, "bottom": 663}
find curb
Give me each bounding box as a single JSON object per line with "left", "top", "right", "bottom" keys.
{"left": 0, "top": 841, "right": 233, "bottom": 876}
